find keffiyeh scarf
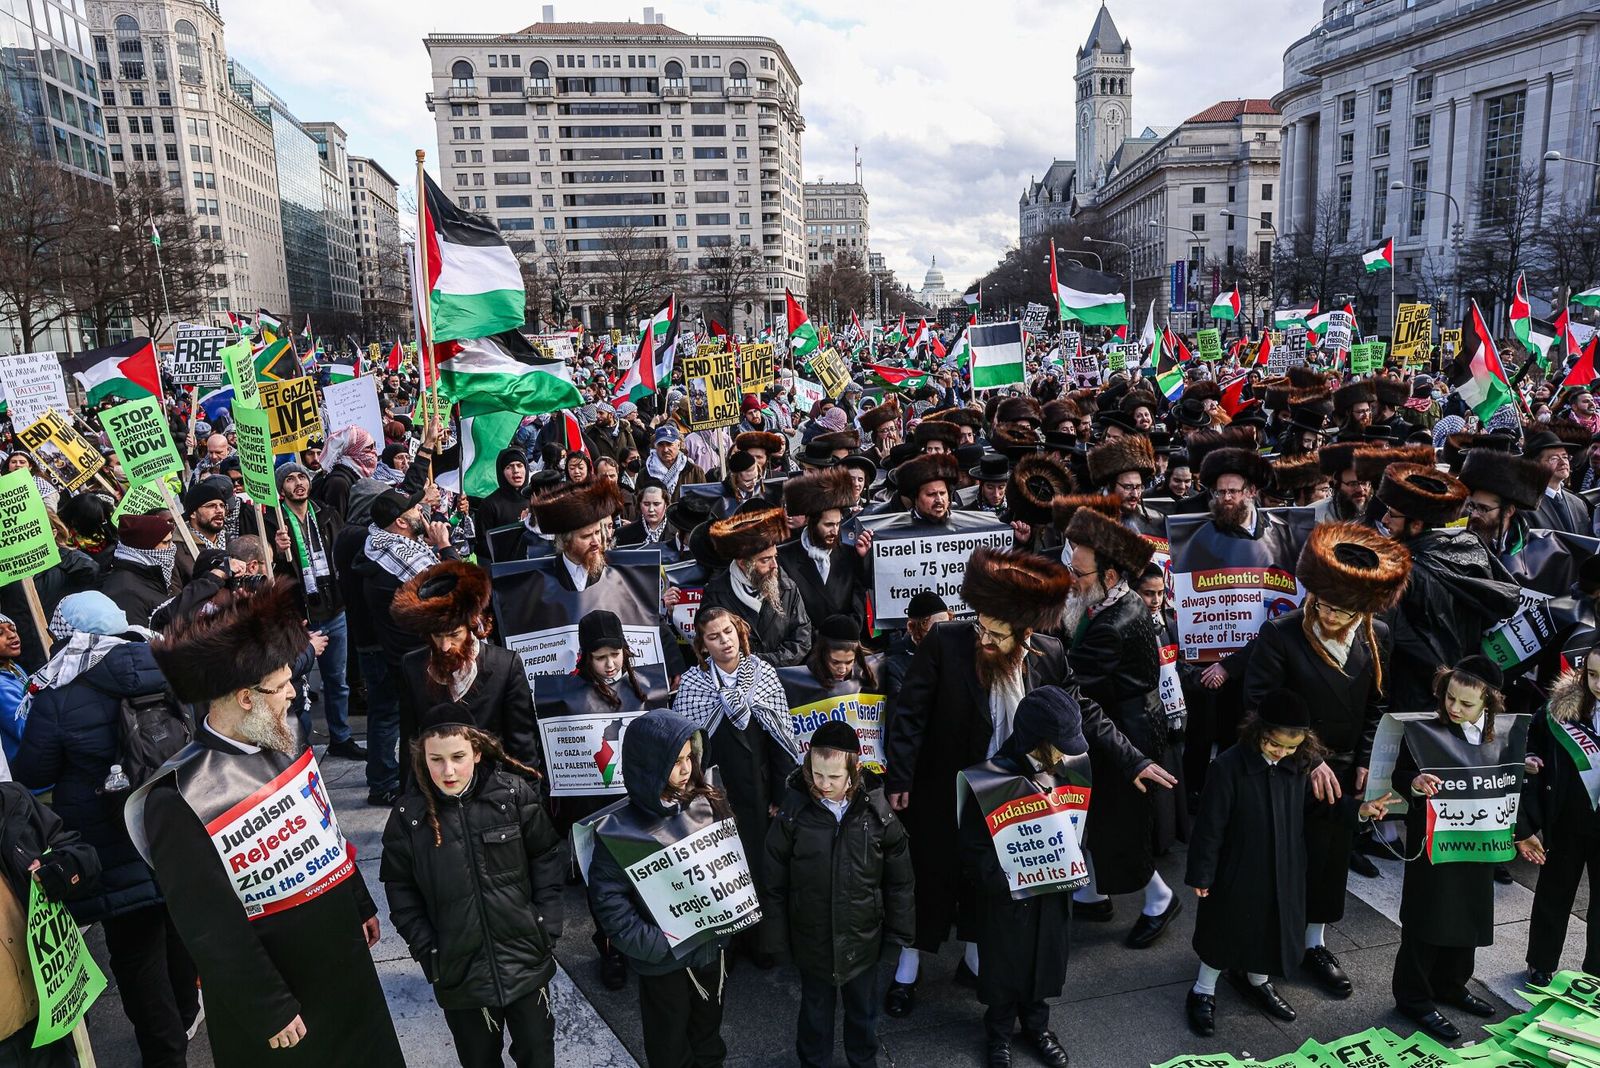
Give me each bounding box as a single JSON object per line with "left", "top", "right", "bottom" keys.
{"left": 673, "top": 656, "right": 800, "bottom": 762}
{"left": 363, "top": 525, "right": 438, "bottom": 582}
{"left": 114, "top": 542, "right": 176, "bottom": 588}
{"left": 646, "top": 451, "right": 689, "bottom": 494}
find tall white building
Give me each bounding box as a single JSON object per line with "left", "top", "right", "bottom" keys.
{"left": 1075, "top": 3, "right": 1132, "bottom": 196}
{"left": 88, "top": 0, "right": 289, "bottom": 330}
{"left": 423, "top": 6, "right": 806, "bottom": 333}
{"left": 347, "top": 155, "right": 404, "bottom": 333}
{"left": 803, "top": 179, "right": 868, "bottom": 269}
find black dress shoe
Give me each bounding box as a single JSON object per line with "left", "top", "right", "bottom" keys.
{"left": 1494, "top": 865, "right": 1514, "bottom": 885}
{"left": 1348, "top": 851, "right": 1380, "bottom": 878}
{"left": 986, "top": 1037, "right": 1012, "bottom": 1068}
{"left": 1227, "top": 972, "right": 1296, "bottom": 1021}
{"left": 954, "top": 960, "right": 979, "bottom": 987}
{"left": 600, "top": 946, "right": 628, "bottom": 991}
{"left": 1125, "top": 897, "right": 1182, "bottom": 949}
{"left": 1186, "top": 991, "right": 1216, "bottom": 1037}
{"left": 1023, "top": 1029, "right": 1069, "bottom": 1067}
{"left": 1528, "top": 967, "right": 1555, "bottom": 988}
{"left": 1401, "top": 1007, "right": 1460, "bottom": 1042}
{"left": 1302, "top": 946, "right": 1353, "bottom": 998}
{"left": 366, "top": 788, "right": 399, "bottom": 806}
{"left": 326, "top": 738, "right": 368, "bottom": 760}
{"left": 1073, "top": 898, "right": 1114, "bottom": 922}
{"left": 884, "top": 979, "right": 917, "bottom": 1018}
{"left": 1449, "top": 992, "right": 1496, "bottom": 1018}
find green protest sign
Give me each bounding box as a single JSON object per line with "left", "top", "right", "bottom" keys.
{"left": 1368, "top": 340, "right": 1388, "bottom": 366}
{"left": 232, "top": 403, "right": 278, "bottom": 506}
{"left": 222, "top": 339, "right": 259, "bottom": 409}
{"left": 0, "top": 469, "right": 60, "bottom": 583}
{"left": 1350, "top": 343, "right": 1372, "bottom": 376}
{"left": 111, "top": 480, "right": 172, "bottom": 523}
{"left": 1196, "top": 328, "right": 1223, "bottom": 361}
{"left": 26, "top": 876, "right": 106, "bottom": 1046}
{"left": 102, "top": 397, "right": 182, "bottom": 485}
{"left": 1106, "top": 344, "right": 1127, "bottom": 372}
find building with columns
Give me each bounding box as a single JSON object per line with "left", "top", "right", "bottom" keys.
{"left": 1274, "top": 0, "right": 1600, "bottom": 321}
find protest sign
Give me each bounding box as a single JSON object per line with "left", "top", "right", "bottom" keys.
{"left": 1349, "top": 343, "right": 1372, "bottom": 376}
{"left": 259, "top": 376, "right": 322, "bottom": 453}
{"left": 1061, "top": 329, "right": 1082, "bottom": 358}
{"left": 169, "top": 324, "right": 229, "bottom": 385}
{"left": 680, "top": 346, "right": 741, "bottom": 430}
{"left": 232, "top": 403, "right": 278, "bottom": 506}
{"left": 1168, "top": 508, "right": 1314, "bottom": 661}
{"left": 0, "top": 352, "right": 68, "bottom": 431}
{"left": 808, "top": 347, "right": 851, "bottom": 401}
{"left": 532, "top": 665, "right": 671, "bottom": 797}
{"left": 1157, "top": 643, "right": 1187, "bottom": 726}
{"left": 111, "top": 480, "right": 171, "bottom": 523}
{"left": 739, "top": 342, "right": 775, "bottom": 393}
{"left": 26, "top": 878, "right": 106, "bottom": 1047}
{"left": 321, "top": 375, "right": 384, "bottom": 444}
{"left": 1323, "top": 310, "right": 1354, "bottom": 353}
{"left": 1438, "top": 328, "right": 1461, "bottom": 364}
{"left": 492, "top": 548, "right": 667, "bottom": 683}
{"left": 860, "top": 511, "right": 1013, "bottom": 628}
{"left": 1105, "top": 343, "right": 1128, "bottom": 372}
{"left": 0, "top": 470, "right": 60, "bottom": 583}
{"left": 16, "top": 410, "right": 103, "bottom": 492}
{"left": 695, "top": 340, "right": 727, "bottom": 357}
{"left": 614, "top": 343, "right": 635, "bottom": 371}
{"left": 1368, "top": 339, "right": 1388, "bottom": 365}
{"left": 1392, "top": 303, "right": 1433, "bottom": 364}
{"left": 777, "top": 665, "right": 887, "bottom": 772}
{"left": 956, "top": 756, "right": 1092, "bottom": 899}
{"left": 663, "top": 558, "right": 706, "bottom": 643}
{"left": 1404, "top": 715, "right": 1529, "bottom": 864}
{"left": 792, "top": 377, "right": 826, "bottom": 413}
{"left": 1022, "top": 303, "right": 1050, "bottom": 334}
{"left": 1363, "top": 712, "right": 1440, "bottom": 817}
{"left": 222, "top": 339, "right": 259, "bottom": 409}
{"left": 1196, "top": 328, "right": 1222, "bottom": 361}
{"left": 1066, "top": 351, "right": 1100, "bottom": 389}
{"left": 102, "top": 397, "right": 182, "bottom": 485}
{"left": 1285, "top": 325, "right": 1308, "bottom": 355}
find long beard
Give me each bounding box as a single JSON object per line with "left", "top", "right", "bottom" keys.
{"left": 1312, "top": 607, "right": 1361, "bottom": 644}
{"left": 240, "top": 704, "right": 297, "bottom": 755}
{"left": 430, "top": 638, "right": 477, "bottom": 679}
{"left": 757, "top": 569, "right": 781, "bottom": 610}
{"left": 974, "top": 638, "right": 1027, "bottom": 691}
{"left": 1210, "top": 497, "right": 1251, "bottom": 529}
{"left": 582, "top": 544, "right": 607, "bottom": 582}
{"left": 1062, "top": 577, "right": 1106, "bottom": 635}
{"left": 1466, "top": 514, "right": 1499, "bottom": 548}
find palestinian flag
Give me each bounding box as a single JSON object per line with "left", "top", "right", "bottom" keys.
{"left": 786, "top": 289, "right": 819, "bottom": 361}
{"left": 848, "top": 309, "right": 864, "bottom": 342}
{"left": 708, "top": 318, "right": 740, "bottom": 354}
{"left": 1161, "top": 325, "right": 1192, "bottom": 364}
{"left": 1448, "top": 300, "right": 1514, "bottom": 422}
{"left": 964, "top": 285, "right": 981, "bottom": 313}
{"left": 969, "top": 321, "right": 1025, "bottom": 390}
{"left": 300, "top": 316, "right": 313, "bottom": 344}
{"left": 1306, "top": 308, "right": 1336, "bottom": 348}
{"left": 1274, "top": 302, "right": 1318, "bottom": 330}
{"left": 256, "top": 309, "right": 281, "bottom": 341}
{"left": 386, "top": 341, "right": 404, "bottom": 373}
{"left": 421, "top": 173, "right": 525, "bottom": 344}
{"left": 1573, "top": 287, "right": 1600, "bottom": 309}
{"left": 1511, "top": 272, "right": 1558, "bottom": 368}
{"left": 906, "top": 318, "right": 929, "bottom": 353}
{"left": 434, "top": 410, "right": 525, "bottom": 499}
{"left": 947, "top": 322, "right": 972, "bottom": 370}
{"left": 615, "top": 296, "right": 678, "bottom": 404}
{"left": 1219, "top": 375, "right": 1252, "bottom": 417}
{"left": 1137, "top": 304, "right": 1158, "bottom": 368}
{"left": 62, "top": 338, "right": 163, "bottom": 405}
{"left": 1253, "top": 332, "right": 1274, "bottom": 368}
{"left": 1210, "top": 287, "right": 1241, "bottom": 321}
{"left": 226, "top": 311, "right": 250, "bottom": 337}
{"left": 1051, "top": 247, "right": 1127, "bottom": 326}
{"left": 1553, "top": 719, "right": 1600, "bottom": 810}
{"left": 436, "top": 329, "right": 580, "bottom": 418}
{"left": 1562, "top": 333, "right": 1599, "bottom": 389}
{"left": 863, "top": 363, "right": 931, "bottom": 393}
{"left": 1362, "top": 237, "right": 1394, "bottom": 273}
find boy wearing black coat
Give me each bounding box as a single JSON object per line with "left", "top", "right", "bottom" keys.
{"left": 767, "top": 722, "right": 914, "bottom": 1068}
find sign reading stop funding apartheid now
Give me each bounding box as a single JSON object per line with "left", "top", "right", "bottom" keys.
{"left": 680, "top": 347, "right": 740, "bottom": 431}
{"left": 1404, "top": 715, "right": 1530, "bottom": 865}
{"left": 27, "top": 878, "right": 106, "bottom": 1047}
{"left": 231, "top": 403, "right": 278, "bottom": 506}
{"left": 258, "top": 377, "right": 322, "bottom": 453}
{"left": 102, "top": 397, "right": 182, "bottom": 486}
{"left": 17, "top": 410, "right": 103, "bottom": 492}
{"left": 957, "top": 757, "right": 1093, "bottom": 900}
{"left": 860, "top": 512, "right": 1013, "bottom": 628}
{"left": 0, "top": 470, "right": 60, "bottom": 583}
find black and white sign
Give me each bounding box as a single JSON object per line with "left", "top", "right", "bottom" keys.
{"left": 169, "top": 324, "right": 230, "bottom": 385}
{"left": 861, "top": 511, "right": 1013, "bottom": 628}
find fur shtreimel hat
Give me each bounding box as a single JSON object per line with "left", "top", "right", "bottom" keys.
{"left": 989, "top": 425, "right": 1044, "bottom": 462}
{"left": 1050, "top": 494, "right": 1121, "bottom": 531}
{"left": 1332, "top": 380, "right": 1377, "bottom": 414}
{"left": 1295, "top": 521, "right": 1412, "bottom": 615}
{"left": 960, "top": 547, "right": 1074, "bottom": 633}
{"left": 1042, "top": 398, "right": 1081, "bottom": 428}
{"left": 1351, "top": 444, "right": 1437, "bottom": 486}
{"left": 734, "top": 431, "right": 785, "bottom": 456}
{"left": 1372, "top": 376, "right": 1409, "bottom": 408}
{"left": 1376, "top": 463, "right": 1468, "bottom": 526}
{"left": 1183, "top": 426, "right": 1255, "bottom": 474}
{"left": 1198, "top": 446, "right": 1272, "bottom": 490}
{"left": 912, "top": 420, "right": 961, "bottom": 450}
{"left": 1270, "top": 453, "right": 1328, "bottom": 496}
{"left": 783, "top": 467, "right": 856, "bottom": 517}
{"left": 858, "top": 397, "right": 899, "bottom": 434}
{"left": 930, "top": 407, "right": 985, "bottom": 429}
{"left": 1064, "top": 507, "right": 1155, "bottom": 577}
{"left": 151, "top": 578, "right": 309, "bottom": 704}
{"left": 1287, "top": 366, "right": 1329, "bottom": 390}
{"left": 531, "top": 480, "right": 625, "bottom": 536}
{"left": 1459, "top": 448, "right": 1547, "bottom": 512}
{"left": 1185, "top": 379, "right": 1221, "bottom": 405}
{"left": 895, "top": 453, "right": 960, "bottom": 499}
{"left": 390, "top": 560, "right": 492, "bottom": 636}
{"left": 708, "top": 504, "right": 789, "bottom": 560}
{"left": 1317, "top": 441, "right": 1361, "bottom": 477}
{"left": 812, "top": 429, "right": 862, "bottom": 453}
{"left": 995, "top": 396, "right": 1043, "bottom": 426}
{"left": 1086, "top": 434, "right": 1156, "bottom": 486}
{"left": 1008, "top": 453, "right": 1076, "bottom": 525}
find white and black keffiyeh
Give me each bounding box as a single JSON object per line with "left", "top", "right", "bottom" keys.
{"left": 363, "top": 524, "right": 438, "bottom": 582}
{"left": 114, "top": 542, "right": 177, "bottom": 588}
{"left": 673, "top": 655, "right": 800, "bottom": 762}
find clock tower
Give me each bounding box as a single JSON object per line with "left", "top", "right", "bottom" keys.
{"left": 1075, "top": 3, "right": 1132, "bottom": 196}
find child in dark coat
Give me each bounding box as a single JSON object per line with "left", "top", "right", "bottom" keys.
{"left": 1185, "top": 690, "right": 1393, "bottom": 1037}
{"left": 767, "top": 721, "right": 915, "bottom": 1068}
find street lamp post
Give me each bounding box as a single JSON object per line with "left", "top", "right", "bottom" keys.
{"left": 1220, "top": 209, "right": 1278, "bottom": 334}
{"left": 1391, "top": 179, "right": 1461, "bottom": 322}
{"left": 1148, "top": 220, "right": 1203, "bottom": 331}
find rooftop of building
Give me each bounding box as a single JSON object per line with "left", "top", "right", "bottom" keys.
{"left": 1080, "top": 3, "right": 1127, "bottom": 55}
{"left": 1185, "top": 99, "right": 1279, "bottom": 124}
{"left": 513, "top": 20, "right": 687, "bottom": 36}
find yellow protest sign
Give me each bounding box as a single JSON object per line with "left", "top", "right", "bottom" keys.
{"left": 16, "top": 410, "right": 104, "bottom": 492}
{"left": 739, "top": 342, "right": 775, "bottom": 394}
{"left": 1439, "top": 328, "right": 1462, "bottom": 362}
{"left": 696, "top": 340, "right": 727, "bottom": 357}
{"left": 1393, "top": 304, "right": 1434, "bottom": 364}
{"left": 680, "top": 347, "right": 741, "bottom": 430}
{"left": 258, "top": 377, "right": 322, "bottom": 453}
{"left": 809, "top": 347, "right": 851, "bottom": 400}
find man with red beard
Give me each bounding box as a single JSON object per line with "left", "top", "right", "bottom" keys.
{"left": 779, "top": 467, "right": 872, "bottom": 632}
{"left": 700, "top": 503, "right": 813, "bottom": 666}
{"left": 1311, "top": 442, "right": 1371, "bottom": 523}
{"left": 881, "top": 548, "right": 1175, "bottom": 1036}
{"left": 530, "top": 480, "right": 626, "bottom": 591}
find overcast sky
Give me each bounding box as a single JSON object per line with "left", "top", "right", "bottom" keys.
{"left": 224, "top": 0, "right": 1310, "bottom": 292}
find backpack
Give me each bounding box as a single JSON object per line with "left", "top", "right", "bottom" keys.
{"left": 115, "top": 688, "right": 194, "bottom": 788}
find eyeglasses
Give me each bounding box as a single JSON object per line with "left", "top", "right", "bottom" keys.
{"left": 975, "top": 623, "right": 1014, "bottom": 644}
{"left": 1338, "top": 478, "right": 1372, "bottom": 489}
{"left": 1212, "top": 488, "right": 1250, "bottom": 500}
{"left": 1315, "top": 601, "right": 1357, "bottom": 621}
{"left": 1463, "top": 500, "right": 1501, "bottom": 516}
{"left": 1067, "top": 563, "right": 1099, "bottom": 579}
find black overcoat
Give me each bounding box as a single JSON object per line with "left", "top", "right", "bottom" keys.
{"left": 776, "top": 538, "right": 866, "bottom": 632}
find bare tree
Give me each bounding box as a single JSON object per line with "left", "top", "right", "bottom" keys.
{"left": 1537, "top": 196, "right": 1600, "bottom": 309}
{"left": 115, "top": 172, "right": 224, "bottom": 341}
{"left": 1274, "top": 194, "right": 1359, "bottom": 309}
{"left": 698, "top": 250, "right": 763, "bottom": 332}
{"left": 1457, "top": 165, "right": 1545, "bottom": 326}
{"left": 806, "top": 249, "right": 872, "bottom": 326}
{"left": 0, "top": 130, "right": 80, "bottom": 350}
{"left": 361, "top": 229, "right": 413, "bottom": 340}
{"left": 591, "top": 224, "right": 679, "bottom": 326}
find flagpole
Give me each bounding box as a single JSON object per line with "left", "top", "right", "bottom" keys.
{"left": 415, "top": 150, "right": 442, "bottom": 439}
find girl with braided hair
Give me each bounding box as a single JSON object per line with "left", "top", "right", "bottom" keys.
{"left": 380, "top": 703, "right": 566, "bottom": 1068}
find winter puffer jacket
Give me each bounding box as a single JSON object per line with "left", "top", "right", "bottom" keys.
{"left": 380, "top": 761, "right": 565, "bottom": 1011}
{"left": 765, "top": 769, "right": 915, "bottom": 985}
{"left": 12, "top": 640, "right": 170, "bottom": 924}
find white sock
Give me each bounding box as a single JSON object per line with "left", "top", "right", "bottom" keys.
{"left": 1142, "top": 873, "right": 1174, "bottom": 917}
{"left": 963, "top": 941, "right": 980, "bottom": 976}
{"left": 1247, "top": 972, "right": 1269, "bottom": 986}
{"left": 1193, "top": 964, "right": 1222, "bottom": 996}
{"left": 1305, "top": 923, "right": 1326, "bottom": 950}
{"left": 1073, "top": 856, "right": 1108, "bottom": 904}
{"left": 894, "top": 947, "right": 920, "bottom": 984}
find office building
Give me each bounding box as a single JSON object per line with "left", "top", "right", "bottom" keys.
{"left": 347, "top": 154, "right": 405, "bottom": 333}
{"left": 804, "top": 178, "right": 868, "bottom": 269}
{"left": 2, "top": 0, "right": 110, "bottom": 181}
{"left": 303, "top": 121, "right": 361, "bottom": 322}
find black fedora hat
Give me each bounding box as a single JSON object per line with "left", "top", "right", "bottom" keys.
{"left": 968, "top": 452, "right": 1012, "bottom": 483}
{"left": 1526, "top": 428, "right": 1582, "bottom": 455}
{"left": 797, "top": 440, "right": 840, "bottom": 467}
{"left": 837, "top": 451, "right": 878, "bottom": 481}
{"left": 666, "top": 493, "right": 716, "bottom": 534}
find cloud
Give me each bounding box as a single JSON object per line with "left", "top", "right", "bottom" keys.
{"left": 222, "top": 1, "right": 1305, "bottom": 295}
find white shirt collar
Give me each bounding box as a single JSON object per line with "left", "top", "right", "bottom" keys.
{"left": 819, "top": 795, "right": 850, "bottom": 822}
{"left": 203, "top": 714, "right": 261, "bottom": 754}
{"left": 1459, "top": 718, "right": 1484, "bottom": 745}
{"left": 561, "top": 552, "right": 592, "bottom": 591}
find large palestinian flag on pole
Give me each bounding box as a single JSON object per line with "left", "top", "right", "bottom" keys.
{"left": 1511, "top": 271, "right": 1557, "bottom": 368}
{"left": 421, "top": 173, "right": 525, "bottom": 343}
{"left": 437, "top": 329, "right": 581, "bottom": 417}
{"left": 1448, "top": 300, "right": 1514, "bottom": 422}
{"left": 62, "top": 338, "right": 163, "bottom": 405}
{"left": 1209, "top": 287, "right": 1240, "bottom": 321}
{"left": 1051, "top": 248, "right": 1127, "bottom": 327}
{"left": 614, "top": 296, "right": 678, "bottom": 405}
{"left": 787, "top": 290, "right": 819, "bottom": 362}
{"left": 1362, "top": 237, "right": 1394, "bottom": 273}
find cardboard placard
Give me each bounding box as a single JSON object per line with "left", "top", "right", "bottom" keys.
{"left": 102, "top": 396, "right": 182, "bottom": 485}
{"left": 320, "top": 375, "right": 384, "bottom": 445}
{"left": 1168, "top": 508, "right": 1313, "bottom": 661}
{"left": 26, "top": 878, "right": 106, "bottom": 1047}
{"left": 956, "top": 759, "right": 1093, "bottom": 899}
{"left": 259, "top": 377, "right": 322, "bottom": 453}
{"left": 739, "top": 342, "right": 775, "bottom": 393}
{"left": 0, "top": 469, "right": 61, "bottom": 582}
{"left": 1350, "top": 342, "right": 1373, "bottom": 376}
{"left": 808, "top": 347, "right": 851, "bottom": 401}
{"left": 680, "top": 347, "right": 740, "bottom": 431}
{"left": 863, "top": 513, "right": 1014, "bottom": 627}
{"left": 1196, "top": 328, "right": 1223, "bottom": 361}
{"left": 777, "top": 665, "right": 888, "bottom": 772}
{"left": 16, "top": 410, "right": 104, "bottom": 492}
{"left": 1439, "top": 328, "right": 1461, "bottom": 362}
{"left": 1323, "top": 310, "right": 1353, "bottom": 352}
{"left": 0, "top": 352, "right": 68, "bottom": 431}
{"left": 1392, "top": 304, "right": 1433, "bottom": 364}
{"left": 222, "top": 339, "right": 259, "bottom": 410}
{"left": 111, "top": 481, "right": 171, "bottom": 523}
{"left": 232, "top": 403, "right": 278, "bottom": 505}
{"left": 169, "top": 324, "right": 230, "bottom": 385}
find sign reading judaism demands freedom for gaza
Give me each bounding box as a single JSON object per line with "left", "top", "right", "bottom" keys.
{"left": 168, "top": 324, "right": 230, "bottom": 385}
{"left": 858, "top": 511, "right": 1013, "bottom": 628}
{"left": 680, "top": 347, "right": 741, "bottom": 431}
